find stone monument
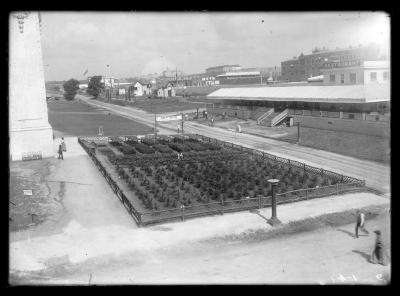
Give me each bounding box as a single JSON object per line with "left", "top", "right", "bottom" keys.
{"left": 9, "top": 12, "right": 54, "bottom": 161}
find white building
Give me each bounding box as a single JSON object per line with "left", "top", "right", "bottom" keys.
{"left": 157, "top": 82, "right": 176, "bottom": 98}
{"left": 321, "top": 60, "right": 390, "bottom": 85}
{"left": 133, "top": 81, "right": 152, "bottom": 96}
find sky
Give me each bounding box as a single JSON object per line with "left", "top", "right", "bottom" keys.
{"left": 38, "top": 11, "right": 390, "bottom": 81}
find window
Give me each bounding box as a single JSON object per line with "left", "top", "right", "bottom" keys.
{"left": 329, "top": 74, "right": 335, "bottom": 83}
{"left": 340, "top": 74, "right": 345, "bottom": 84}
{"left": 350, "top": 73, "right": 356, "bottom": 84}
{"left": 383, "top": 72, "right": 389, "bottom": 81}
{"left": 370, "top": 72, "right": 377, "bottom": 81}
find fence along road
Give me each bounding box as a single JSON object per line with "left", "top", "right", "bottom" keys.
{"left": 77, "top": 95, "right": 390, "bottom": 194}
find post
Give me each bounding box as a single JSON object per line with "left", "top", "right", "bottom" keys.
{"left": 268, "top": 179, "right": 281, "bottom": 226}
{"left": 154, "top": 112, "right": 157, "bottom": 141}
{"left": 305, "top": 188, "right": 308, "bottom": 200}
{"left": 181, "top": 205, "right": 185, "bottom": 221}
{"left": 336, "top": 183, "right": 339, "bottom": 195}
{"left": 258, "top": 195, "right": 262, "bottom": 209}
{"left": 181, "top": 112, "right": 184, "bottom": 134}
{"left": 297, "top": 121, "right": 300, "bottom": 143}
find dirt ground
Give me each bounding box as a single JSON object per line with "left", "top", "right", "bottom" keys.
{"left": 9, "top": 158, "right": 64, "bottom": 232}
{"left": 10, "top": 206, "right": 390, "bottom": 285}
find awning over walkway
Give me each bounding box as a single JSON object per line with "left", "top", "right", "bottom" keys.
{"left": 207, "top": 84, "right": 390, "bottom": 104}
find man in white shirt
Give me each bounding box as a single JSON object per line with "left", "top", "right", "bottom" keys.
{"left": 355, "top": 210, "right": 369, "bottom": 238}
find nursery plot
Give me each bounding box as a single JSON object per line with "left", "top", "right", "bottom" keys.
{"left": 79, "top": 134, "right": 365, "bottom": 226}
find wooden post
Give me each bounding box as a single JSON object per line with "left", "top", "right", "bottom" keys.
{"left": 181, "top": 205, "right": 185, "bottom": 221}
{"left": 336, "top": 183, "right": 339, "bottom": 195}
{"left": 305, "top": 189, "right": 308, "bottom": 200}
{"left": 258, "top": 195, "right": 262, "bottom": 209}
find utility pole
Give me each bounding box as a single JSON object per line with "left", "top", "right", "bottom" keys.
{"left": 181, "top": 112, "right": 184, "bottom": 134}
{"left": 297, "top": 121, "right": 300, "bottom": 143}
{"left": 154, "top": 111, "right": 157, "bottom": 142}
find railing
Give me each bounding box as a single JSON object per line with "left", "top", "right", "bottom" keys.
{"left": 257, "top": 108, "right": 274, "bottom": 125}
{"left": 271, "top": 108, "right": 289, "bottom": 127}
{"left": 186, "top": 134, "right": 365, "bottom": 186}
{"left": 139, "top": 182, "right": 366, "bottom": 226}
{"left": 78, "top": 135, "right": 367, "bottom": 227}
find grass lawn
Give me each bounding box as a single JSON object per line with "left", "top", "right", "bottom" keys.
{"left": 47, "top": 99, "right": 154, "bottom": 137}
{"left": 99, "top": 96, "right": 205, "bottom": 114}
{"left": 278, "top": 126, "right": 390, "bottom": 164}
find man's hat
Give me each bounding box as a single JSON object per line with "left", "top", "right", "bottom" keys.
{"left": 374, "top": 230, "right": 381, "bottom": 235}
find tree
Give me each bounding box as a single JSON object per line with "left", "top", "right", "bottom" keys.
{"left": 62, "top": 79, "right": 80, "bottom": 100}
{"left": 87, "top": 75, "right": 104, "bottom": 99}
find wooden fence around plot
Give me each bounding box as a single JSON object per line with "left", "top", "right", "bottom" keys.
{"left": 78, "top": 134, "right": 367, "bottom": 227}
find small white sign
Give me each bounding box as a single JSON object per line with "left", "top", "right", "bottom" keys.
{"left": 156, "top": 115, "right": 182, "bottom": 122}
{"left": 23, "top": 190, "right": 33, "bottom": 196}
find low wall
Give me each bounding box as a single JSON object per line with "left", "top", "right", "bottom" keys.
{"left": 292, "top": 115, "right": 390, "bottom": 138}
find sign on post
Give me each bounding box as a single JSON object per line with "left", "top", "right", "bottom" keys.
{"left": 156, "top": 114, "right": 182, "bottom": 122}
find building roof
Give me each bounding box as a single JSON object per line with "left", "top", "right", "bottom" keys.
{"left": 217, "top": 71, "right": 261, "bottom": 77}
{"left": 207, "top": 84, "right": 390, "bottom": 103}
{"left": 206, "top": 64, "right": 241, "bottom": 70}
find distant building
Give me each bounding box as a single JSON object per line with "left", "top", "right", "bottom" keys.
{"left": 133, "top": 81, "right": 152, "bottom": 96}
{"left": 241, "top": 66, "right": 282, "bottom": 82}
{"left": 87, "top": 76, "right": 117, "bottom": 88}
{"left": 157, "top": 82, "right": 176, "bottom": 98}
{"left": 321, "top": 60, "right": 390, "bottom": 85}
{"left": 281, "top": 44, "right": 381, "bottom": 82}
{"left": 205, "top": 65, "right": 242, "bottom": 76}
{"left": 216, "top": 71, "right": 262, "bottom": 85}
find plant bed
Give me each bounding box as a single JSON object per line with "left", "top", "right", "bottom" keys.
{"left": 78, "top": 135, "right": 366, "bottom": 226}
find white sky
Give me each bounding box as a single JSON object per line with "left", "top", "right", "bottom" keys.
{"left": 39, "top": 11, "right": 390, "bottom": 81}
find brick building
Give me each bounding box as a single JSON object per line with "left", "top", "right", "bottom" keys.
{"left": 281, "top": 44, "right": 381, "bottom": 82}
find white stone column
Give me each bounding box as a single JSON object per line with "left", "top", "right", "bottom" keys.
{"left": 9, "top": 11, "right": 54, "bottom": 161}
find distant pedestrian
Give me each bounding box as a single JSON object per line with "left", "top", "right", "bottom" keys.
{"left": 58, "top": 144, "right": 64, "bottom": 160}
{"left": 370, "top": 230, "right": 388, "bottom": 265}
{"left": 61, "top": 137, "right": 67, "bottom": 152}
{"left": 177, "top": 125, "right": 180, "bottom": 134}
{"left": 355, "top": 210, "right": 369, "bottom": 238}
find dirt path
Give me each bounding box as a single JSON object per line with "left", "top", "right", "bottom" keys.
{"left": 78, "top": 96, "right": 390, "bottom": 194}
{"left": 23, "top": 210, "right": 390, "bottom": 285}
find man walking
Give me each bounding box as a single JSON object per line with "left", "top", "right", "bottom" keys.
{"left": 58, "top": 144, "right": 64, "bottom": 160}
{"left": 370, "top": 230, "right": 388, "bottom": 265}
{"left": 61, "top": 137, "right": 67, "bottom": 152}
{"left": 355, "top": 210, "right": 369, "bottom": 238}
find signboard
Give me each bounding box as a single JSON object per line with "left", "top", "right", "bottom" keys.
{"left": 322, "top": 60, "right": 361, "bottom": 69}
{"left": 156, "top": 114, "right": 182, "bottom": 122}
{"left": 22, "top": 152, "right": 42, "bottom": 161}
{"left": 23, "top": 190, "right": 33, "bottom": 196}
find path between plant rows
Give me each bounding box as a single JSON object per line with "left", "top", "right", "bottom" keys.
{"left": 77, "top": 95, "right": 390, "bottom": 194}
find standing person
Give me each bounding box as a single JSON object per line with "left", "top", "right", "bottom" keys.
{"left": 58, "top": 144, "right": 64, "bottom": 160}
{"left": 61, "top": 137, "right": 67, "bottom": 152}
{"left": 370, "top": 230, "right": 388, "bottom": 265}
{"left": 355, "top": 210, "right": 369, "bottom": 238}
{"left": 177, "top": 125, "right": 180, "bottom": 134}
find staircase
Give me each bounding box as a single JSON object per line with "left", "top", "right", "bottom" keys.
{"left": 256, "top": 108, "right": 274, "bottom": 125}
{"left": 270, "top": 108, "right": 290, "bottom": 127}
{"left": 250, "top": 107, "right": 271, "bottom": 121}
{"left": 259, "top": 108, "right": 290, "bottom": 127}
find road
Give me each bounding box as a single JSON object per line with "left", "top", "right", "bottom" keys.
{"left": 28, "top": 210, "right": 391, "bottom": 285}
{"left": 77, "top": 96, "right": 390, "bottom": 194}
